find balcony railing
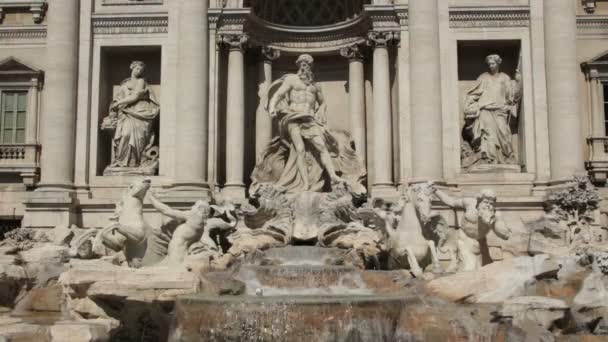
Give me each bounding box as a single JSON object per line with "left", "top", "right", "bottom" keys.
{"left": 0, "top": 144, "right": 40, "bottom": 187}
{"left": 586, "top": 136, "right": 608, "bottom": 185}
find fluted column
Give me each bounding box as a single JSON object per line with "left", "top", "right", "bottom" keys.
{"left": 172, "top": 0, "right": 210, "bottom": 195}
{"left": 340, "top": 44, "right": 367, "bottom": 162}
{"left": 256, "top": 47, "right": 279, "bottom": 159}
{"left": 409, "top": 0, "right": 443, "bottom": 181}
{"left": 221, "top": 34, "right": 248, "bottom": 199}
{"left": 38, "top": 0, "right": 79, "bottom": 190}
{"left": 368, "top": 31, "right": 398, "bottom": 195}
{"left": 544, "top": 0, "right": 585, "bottom": 181}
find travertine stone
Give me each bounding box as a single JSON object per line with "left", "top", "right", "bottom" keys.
{"left": 100, "top": 61, "right": 160, "bottom": 176}
{"left": 461, "top": 54, "right": 522, "bottom": 171}
{"left": 544, "top": 0, "right": 584, "bottom": 181}
{"left": 255, "top": 47, "right": 279, "bottom": 159}
{"left": 38, "top": 0, "right": 80, "bottom": 189}
{"left": 340, "top": 44, "right": 367, "bottom": 162}
{"left": 173, "top": 0, "right": 210, "bottom": 190}
{"left": 409, "top": 0, "right": 443, "bottom": 181}
{"left": 433, "top": 185, "right": 511, "bottom": 271}
{"left": 221, "top": 34, "right": 249, "bottom": 199}
{"left": 368, "top": 32, "right": 397, "bottom": 193}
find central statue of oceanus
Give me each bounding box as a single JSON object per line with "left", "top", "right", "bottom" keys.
{"left": 251, "top": 54, "right": 366, "bottom": 195}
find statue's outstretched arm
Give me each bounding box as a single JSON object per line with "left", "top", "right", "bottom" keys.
{"left": 434, "top": 189, "right": 465, "bottom": 209}
{"left": 148, "top": 192, "right": 188, "bottom": 221}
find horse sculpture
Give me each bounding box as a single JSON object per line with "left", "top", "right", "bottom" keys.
{"left": 379, "top": 183, "right": 445, "bottom": 276}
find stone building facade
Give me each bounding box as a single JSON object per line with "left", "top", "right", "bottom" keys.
{"left": 0, "top": 0, "right": 603, "bottom": 245}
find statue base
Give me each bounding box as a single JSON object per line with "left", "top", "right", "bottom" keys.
{"left": 466, "top": 163, "right": 521, "bottom": 174}
{"left": 103, "top": 166, "right": 157, "bottom": 176}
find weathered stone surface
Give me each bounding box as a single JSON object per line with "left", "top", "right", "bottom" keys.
{"left": 0, "top": 262, "right": 28, "bottom": 307}
{"left": 60, "top": 264, "right": 200, "bottom": 305}
{"left": 498, "top": 296, "right": 569, "bottom": 330}
{"left": 0, "top": 321, "right": 48, "bottom": 342}
{"left": 14, "top": 284, "right": 63, "bottom": 313}
{"left": 574, "top": 272, "right": 608, "bottom": 308}
{"left": 19, "top": 245, "right": 69, "bottom": 265}
{"left": 425, "top": 255, "right": 560, "bottom": 303}
{"left": 49, "top": 321, "right": 109, "bottom": 342}
{"left": 47, "top": 225, "right": 75, "bottom": 246}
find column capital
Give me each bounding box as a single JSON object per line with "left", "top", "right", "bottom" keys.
{"left": 366, "top": 31, "right": 399, "bottom": 48}
{"left": 261, "top": 46, "right": 280, "bottom": 63}
{"left": 339, "top": 44, "right": 365, "bottom": 62}
{"left": 218, "top": 34, "right": 249, "bottom": 51}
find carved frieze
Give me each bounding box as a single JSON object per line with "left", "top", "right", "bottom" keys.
{"left": 92, "top": 15, "right": 168, "bottom": 35}
{"left": 449, "top": 7, "right": 530, "bottom": 28}
{"left": 0, "top": 26, "right": 45, "bottom": 39}
{"left": 578, "top": 15, "right": 608, "bottom": 30}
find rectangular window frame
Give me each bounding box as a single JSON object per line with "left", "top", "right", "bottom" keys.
{"left": 0, "top": 88, "right": 28, "bottom": 145}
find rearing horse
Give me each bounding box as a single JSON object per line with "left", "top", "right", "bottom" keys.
{"left": 381, "top": 183, "right": 444, "bottom": 276}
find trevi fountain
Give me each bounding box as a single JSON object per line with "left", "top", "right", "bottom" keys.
{"left": 0, "top": 0, "right": 608, "bottom": 341}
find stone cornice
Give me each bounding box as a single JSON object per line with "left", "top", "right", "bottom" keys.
{"left": 0, "top": 25, "right": 45, "bottom": 39}
{"left": 449, "top": 6, "right": 530, "bottom": 28}
{"left": 92, "top": 14, "right": 168, "bottom": 35}
{"left": 0, "top": 0, "right": 47, "bottom": 24}
{"left": 577, "top": 15, "right": 608, "bottom": 30}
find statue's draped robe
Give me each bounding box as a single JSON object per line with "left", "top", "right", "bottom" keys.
{"left": 462, "top": 72, "right": 521, "bottom": 165}
{"left": 251, "top": 76, "right": 366, "bottom": 195}
{"left": 111, "top": 79, "right": 160, "bottom": 168}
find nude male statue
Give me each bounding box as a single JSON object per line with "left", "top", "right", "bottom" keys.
{"left": 147, "top": 192, "right": 215, "bottom": 265}
{"left": 267, "top": 54, "right": 345, "bottom": 190}
{"left": 431, "top": 184, "right": 511, "bottom": 271}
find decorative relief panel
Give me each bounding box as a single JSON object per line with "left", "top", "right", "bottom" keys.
{"left": 449, "top": 8, "right": 530, "bottom": 28}
{"left": 578, "top": 15, "right": 608, "bottom": 30}
{"left": 0, "top": 26, "right": 45, "bottom": 39}
{"left": 92, "top": 15, "right": 168, "bottom": 35}
{"left": 101, "top": 0, "right": 163, "bottom": 5}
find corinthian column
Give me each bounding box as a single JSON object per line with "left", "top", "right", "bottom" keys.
{"left": 172, "top": 0, "right": 210, "bottom": 196}
{"left": 544, "top": 0, "right": 585, "bottom": 181}
{"left": 368, "top": 31, "right": 398, "bottom": 196}
{"left": 221, "top": 34, "right": 248, "bottom": 199}
{"left": 256, "top": 47, "right": 279, "bottom": 159}
{"left": 38, "top": 0, "right": 80, "bottom": 190}
{"left": 409, "top": 0, "right": 443, "bottom": 182}
{"left": 340, "top": 44, "right": 367, "bottom": 162}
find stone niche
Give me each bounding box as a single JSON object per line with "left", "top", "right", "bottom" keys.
{"left": 216, "top": 52, "right": 356, "bottom": 189}
{"left": 96, "top": 46, "right": 161, "bottom": 176}
{"left": 457, "top": 40, "right": 524, "bottom": 174}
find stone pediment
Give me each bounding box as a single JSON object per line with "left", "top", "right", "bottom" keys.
{"left": 581, "top": 51, "right": 608, "bottom": 79}
{"left": 0, "top": 57, "right": 43, "bottom": 79}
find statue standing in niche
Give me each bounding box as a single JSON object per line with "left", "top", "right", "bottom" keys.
{"left": 461, "top": 54, "right": 522, "bottom": 171}
{"left": 101, "top": 61, "right": 160, "bottom": 176}
{"left": 251, "top": 54, "right": 366, "bottom": 195}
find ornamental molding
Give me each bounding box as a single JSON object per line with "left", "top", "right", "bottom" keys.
{"left": 449, "top": 7, "right": 530, "bottom": 28}
{"left": 0, "top": 25, "right": 45, "bottom": 39}
{"left": 364, "top": 5, "right": 401, "bottom": 31}
{"left": 101, "top": 0, "right": 163, "bottom": 5}
{"left": 92, "top": 14, "right": 168, "bottom": 35}
{"left": 578, "top": 15, "right": 608, "bottom": 30}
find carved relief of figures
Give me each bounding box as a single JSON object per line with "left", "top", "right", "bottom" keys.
{"left": 101, "top": 61, "right": 160, "bottom": 176}
{"left": 251, "top": 54, "right": 366, "bottom": 195}
{"left": 461, "top": 54, "right": 522, "bottom": 172}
